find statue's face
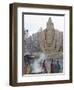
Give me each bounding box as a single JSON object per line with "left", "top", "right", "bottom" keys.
{"left": 47, "top": 22, "right": 54, "bottom": 31}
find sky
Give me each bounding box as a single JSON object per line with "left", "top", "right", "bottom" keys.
{"left": 24, "top": 15, "right": 64, "bottom": 36}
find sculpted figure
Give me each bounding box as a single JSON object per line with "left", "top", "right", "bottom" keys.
{"left": 39, "top": 17, "right": 63, "bottom": 53}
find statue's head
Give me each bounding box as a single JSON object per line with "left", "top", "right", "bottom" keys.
{"left": 48, "top": 17, "right": 52, "bottom": 23}
{"left": 47, "top": 17, "right": 54, "bottom": 30}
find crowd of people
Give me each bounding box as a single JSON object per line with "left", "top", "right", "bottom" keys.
{"left": 50, "top": 59, "right": 61, "bottom": 73}
{"left": 23, "top": 54, "right": 62, "bottom": 74}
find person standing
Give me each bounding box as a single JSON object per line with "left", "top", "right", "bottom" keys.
{"left": 42, "top": 60, "right": 48, "bottom": 73}
{"left": 51, "top": 59, "right": 55, "bottom": 73}
{"left": 55, "top": 60, "right": 61, "bottom": 73}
